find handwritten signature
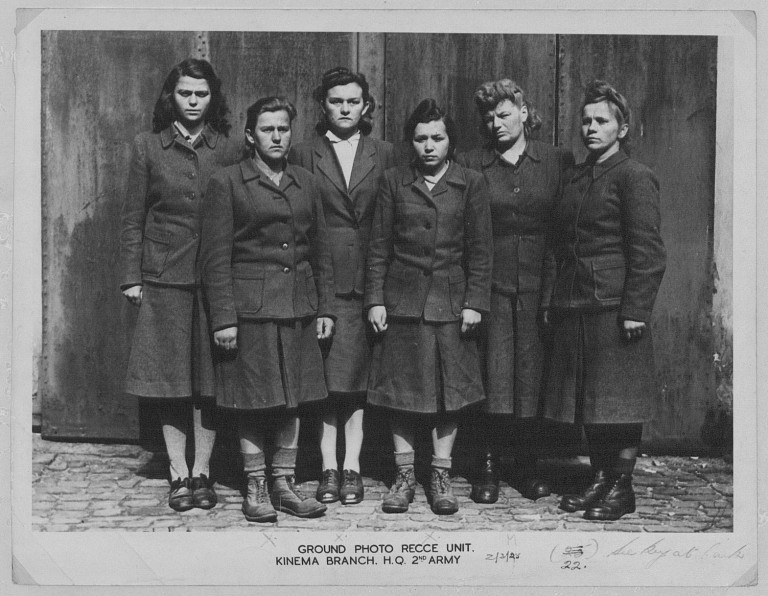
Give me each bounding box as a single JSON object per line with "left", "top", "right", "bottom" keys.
{"left": 608, "top": 538, "right": 747, "bottom": 568}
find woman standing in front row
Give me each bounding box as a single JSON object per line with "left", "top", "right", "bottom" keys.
{"left": 289, "top": 68, "right": 395, "bottom": 506}
{"left": 120, "top": 58, "right": 240, "bottom": 512}
{"left": 457, "top": 79, "right": 574, "bottom": 504}
{"left": 544, "top": 80, "right": 666, "bottom": 521}
{"left": 200, "top": 97, "right": 335, "bottom": 523}
{"left": 365, "top": 99, "right": 492, "bottom": 515}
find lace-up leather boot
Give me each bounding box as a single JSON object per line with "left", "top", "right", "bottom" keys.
{"left": 559, "top": 470, "right": 611, "bottom": 513}
{"left": 315, "top": 469, "right": 340, "bottom": 503}
{"left": 340, "top": 469, "right": 364, "bottom": 505}
{"left": 271, "top": 475, "right": 327, "bottom": 518}
{"left": 381, "top": 467, "right": 417, "bottom": 513}
{"left": 429, "top": 468, "right": 459, "bottom": 515}
{"left": 470, "top": 452, "right": 499, "bottom": 504}
{"left": 583, "top": 474, "right": 636, "bottom": 521}
{"left": 242, "top": 474, "right": 277, "bottom": 523}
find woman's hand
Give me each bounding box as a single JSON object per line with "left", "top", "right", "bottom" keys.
{"left": 317, "top": 317, "right": 335, "bottom": 340}
{"left": 122, "top": 285, "right": 143, "bottom": 307}
{"left": 368, "top": 305, "right": 388, "bottom": 333}
{"left": 461, "top": 308, "right": 482, "bottom": 333}
{"left": 622, "top": 319, "right": 646, "bottom": 341}
{"left": 214, "top": 326, "right": 238, "bottom": 350}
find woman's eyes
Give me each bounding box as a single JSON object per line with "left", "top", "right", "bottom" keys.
{"left": 177, "top": 90, "right": 209, "bottom": 98}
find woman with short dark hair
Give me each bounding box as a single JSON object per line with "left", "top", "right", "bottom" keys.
{"left": 120, "top": 58, "right": 240, "bottom": 513}
{"left": 289, "top": 67, "right": 395, "bottom": 506}
{"left": 365, "top": 98, "right": 492, "bottom": 516}
{"left": 457, "top": 78, "right": 574, "bottom": 504}
{"left": 545, "top": 80, "right": 666, "bottom": 521}
{"left": 200, "top": 96, "right": 335, "bottom": 523}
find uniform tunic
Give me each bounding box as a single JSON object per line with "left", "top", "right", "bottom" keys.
{"left": 364, "top": 162, "right": 493, "bottom": 413}
{"left": 543, "top": 150, "right": 666, "bottom": 424}
{"left": 289, "top": 135, "right": 395, "bottom": 394}
{"left": 200, "top": 158, "right": 335, "bottom": 411}
{"left": 119, "top": 124, "right": 241, "bottom": 398}
{"left": 457, "top": 141, "right": 573, "bottom": 416}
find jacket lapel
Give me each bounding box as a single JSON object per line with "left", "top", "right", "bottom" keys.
{"left": 347, "top": 136, "right": 376, "bottom": 194}
{"left": 314, "top": 137, "right": 348, "bottom": 196}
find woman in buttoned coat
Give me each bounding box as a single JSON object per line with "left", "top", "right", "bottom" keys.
{"left": 365, "top": 99, "right": 492, "bottom": 515}
{"left": 544, "top": 80, "right": 666, "bottom": 521}
{"left": 289, "top": 68, "right": 396, "bottom": 506}
{"left": 119, "top": 58, "right": 240, "bottom": 513}
{"left": 457, "top": 79, "right": 574, "bottom": 505}
{"left": 200, "top": 96, "right": 334, "bottom": 523}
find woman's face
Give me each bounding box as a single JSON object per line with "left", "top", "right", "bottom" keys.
{"left": 246, "top": 110, "right": 292, "bottom": 166}
{"left": 483, "top": 98, "right": 528, "bottom": 149}
{"left": 323, "top": 82, "right": 368, "bottom": 139}
{"left": 173, "top": 75, "right": 211, "bottom": 128}
{"left": 412, "top": 119, "right": 450, "bottom": 174}
{"left": 581, "top": 100, "right": 628, "bottom": 160}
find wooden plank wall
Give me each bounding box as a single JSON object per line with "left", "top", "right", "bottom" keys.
{"left": 40, "top": 31, "right": 721, "bottom": 450}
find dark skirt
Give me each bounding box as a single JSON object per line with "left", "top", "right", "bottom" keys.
{"left": 214, "top": 317, "right": 328, "bottom": 411}
{"left": 543, "top": 310, "right": 656, "bottom": 424}
{"left": 320, "top": 294, "right": 372, "bottom": 395}
{"left": 481, "top": 291, "right": 543, "bottom": 417}
{"left": 125, "top": 283, "right": 214, "bottom": 400}
{"left": 367, "top": 318, "right": 485, "bottom": 414}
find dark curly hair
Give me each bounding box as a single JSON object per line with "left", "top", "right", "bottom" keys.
{"left": 582, "top": 79, "right": 631, "bottom": 152}
{"left": 152, "top": 58, "right": 231, "bottom": 136}
{"left": 403, "top": 98, "right": 458, "bottom": 160}
{"left": 312, "top": 67, "right": 375, "bottom": 136}
{"left": 472, "top": 78, "right": 542, "bottom": 144}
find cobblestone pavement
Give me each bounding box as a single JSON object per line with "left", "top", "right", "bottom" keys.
{"left": 31, "top": 434, "right": 733, "bottom": 533}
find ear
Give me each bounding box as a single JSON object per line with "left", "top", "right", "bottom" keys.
{"left": 244, "top": 129, "right": 255, "bottom": 146}
{"left": 617, "top": 122, "right": 629, "bottom": 139}
{"left": 361, "top": 100, "right": 371, "bottom": 117}
{"left": 520, "top": 104, "right": 529, "bottom": 122}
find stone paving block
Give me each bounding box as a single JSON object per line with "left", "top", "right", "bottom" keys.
{"left": 47, "top": 525, "right": 74, "bottom": 531}
{"left": 91, "top": 508, "right": 124, "bottom": 517}
{"left": 49, "top": 515, "right": 87, "bottom": 524}
{"left": 511, "top": 514, "right": 542, "bottom": 522}
{"left": 561, "top": 522, "right": 606, "bottom": 531}
{"left": 527, "top": 521, "right": 562, "bottom": 531}
{"left": 123, "top": 499, "right": 162, "bottom": 508}
{"left": 58, "top": 501, "right": 90, "bottom": 511}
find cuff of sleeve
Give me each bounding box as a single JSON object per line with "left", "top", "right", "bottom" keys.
{"left": 120, "top": 281, "right": 143, "bottom": 291}
{"left": 618, "top": 306, "right": 651, "bottom": 324}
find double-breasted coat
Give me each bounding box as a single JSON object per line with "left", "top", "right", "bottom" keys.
{"left": 199, "top": 157, "right": 335, "bottom": 410}
{"left": 457, "top": 141, "right": 574, "bottom": 416}
{"left": 119, "top": 124, "right": 241, "bottom": 398}
{"left": 543, "top": 150, "right": 666, "bottom": 424}
{"left": 289, "top": 135, "right": 395, "bottom": 394}
{"left": 364, "top": 162, "right": 493, "bottom": 413}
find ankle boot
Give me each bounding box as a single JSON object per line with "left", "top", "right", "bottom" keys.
{"left": 271, "top": 475, "right": 327, "bottom": 518}
{"left": 470, "top": 452, "right": 499, "bottom": 504}
{"left": 242, "top": 474, "right": 277, "bottom": 523}
{"left": 382, "top": 466, "right": 417, "bottom": 514}
{"left": 559, "top": 470, "right": 611, "bottom": 512}
{"left": 583, "top": 474, "right": 636, "bottom": 521}
{"left": 428, "top": 468, "right": 459, "bottom": 515}
{"left": 514, "top": 456, "right": 551, "bottom": 501}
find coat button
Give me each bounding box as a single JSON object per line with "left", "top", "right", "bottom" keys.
{"left": 188, "top": 171, "right": 196, "bottom": 179}
{"left": 422, "top": 270, "right": 431, "bottom": 277}
{"left": 186, "top": 192, "right": 195, "bottom": 200}
{"left": 281, "top": 243, "right": 289, "bottom": 250}
{"left": 425, "top": 222, "right": 432, "bottom": 229}
{"left": 513, "top": 187, "right": 521, "bottom": 193}
{"left": 283, "top": 267, "right": 290, "bottom": 273}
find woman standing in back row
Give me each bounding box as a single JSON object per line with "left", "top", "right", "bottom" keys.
{"left": 457, "top": 79, "right": 573, "bottom": 504}
{"left": 290, "top": 67, "right": 395, "bottom": 506}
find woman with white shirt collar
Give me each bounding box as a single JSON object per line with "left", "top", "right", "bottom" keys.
{"left": 290, "top": 68, "right": 396, "bottom": 507}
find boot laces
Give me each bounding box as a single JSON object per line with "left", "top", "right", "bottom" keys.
{"left": 321, "top": 469, "right": 337, "bottom": 485}
{"left": 390, "top": 468, "right": 413, "bottom": 494}
{"left": 247, "top": 476, "right": 269, "bottom": 502}
{"left": 434, "top": 469, "right": 450, "bottom": 494}
{"left": 285, "top": 475, "right": 306, "bottom": 500}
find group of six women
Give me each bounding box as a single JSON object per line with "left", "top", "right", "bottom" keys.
{"left": 120, "top": 58, "right": 666, "bottom": 524}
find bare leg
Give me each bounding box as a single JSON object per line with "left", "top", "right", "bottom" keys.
{"left": 319, "top": 409, "right": 338, "bottom": 470}
{"left": 431, "top": 420, "right": 458, "bottom": 459}
{"left": 341, "top": 405, "right": 364, "bottom": 472}
{"left": 159, "top": 403, "right": 189, "bottom": 480}
{"left": 191, "top": 403, "right": 216, "bottom": 477}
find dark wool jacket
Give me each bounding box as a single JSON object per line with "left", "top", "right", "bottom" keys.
{"left": 119, "top": 124, "right": 241, "bottom": 290}
{"left": 550, "top": 150, "right": 666, "bottom": 323}
{"left": 456, "top": 140, "right": 574, "bottom": 309}
{"left": 364, "top": 162, "right": 493, "bottom": 322}
{"left": 288, "top": 135, "right": 396, "bottom": 296}
{"left": 199, "top": 158, "right": 334, "bottom": 332}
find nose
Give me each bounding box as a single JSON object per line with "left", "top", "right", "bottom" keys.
{"left": 189, "top": 94, "right": 198, "bottom": 106}
{"left": 586, "top": 119, "right": 596, "bottom": 133}
{"left": 340, "top": 102, "right": 350, "bottom": 114}
{"left": 492, "top": 115, "right": 502, "bottom": 129}
{"left": 424, "top": 139, "right": 434, "bottom": 152}
{"left": 271, "top": 130, "right": 282, "bottom": 142}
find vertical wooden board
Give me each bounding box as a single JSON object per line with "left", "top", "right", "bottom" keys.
{"left": 207, "top": 32, "right": 356, "bottom": 147}
{"left": 357, "top": 33, "right": 387, "bottom": 137}
{"left": 383, "top": 34, "right": 557, "bottom": 152}
{"left": 41, "top": 31, "right": 198, "bottom": 439}
{"left": 557, "top": 36, "right": 719, "bottom": 447}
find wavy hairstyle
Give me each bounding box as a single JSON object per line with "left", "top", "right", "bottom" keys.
{"left": 472, "top": 79, "right": 542, "bottom": 143}
{"left": 582, "top": 79, "right": 632, "bottom": 152}
{"left": 312, "top": 67, "right": 376, "bottom": 135}
{"left": 152, "top": 58, "right": 231, "bottom": 135}
{"left": 403, "top": 98, "right": 458, "bottom": 160}
{"left": 244, "top": 96, "right": 297, "bottom": 150}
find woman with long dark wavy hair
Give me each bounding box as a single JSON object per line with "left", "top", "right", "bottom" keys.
{"left": 119, "top": 58, "right": 240, "bottom": 512}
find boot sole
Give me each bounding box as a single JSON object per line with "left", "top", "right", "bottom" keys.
{"left": 244, "top": 511, "right": 278, "bottom": 523}
{"left": 272, "top": 503, "right": 327, "bottom": 518}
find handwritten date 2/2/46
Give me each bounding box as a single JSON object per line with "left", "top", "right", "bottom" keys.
{"left": 485, "top": 551, "right": 520, "bottom": 563}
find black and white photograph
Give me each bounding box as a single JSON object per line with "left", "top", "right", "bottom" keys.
{"left": 2, "top": 2, "right": 762, "bottom": 591}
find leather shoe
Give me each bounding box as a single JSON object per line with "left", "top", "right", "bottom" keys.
{"left": 316, "top": 469, "right": 340, "bottom": 503}
{"left": 271, "top": 475, "right": 327, "bottom": 518}
{"left": 242, "top": 474, "right": 277, "bottom": 523}
{"left": 559, "top": 470, "right": 611, "bottom": 513}
{"left": 382, "top": 467, "right": 417, "bottom": 513}
{"left": 191, "top": 474, "right": 218, "bottom": 509}
{"left": 517, "top": 476, "right": 552, "bottom": 501}
{"left": 470, "top": 452, "right": 499, "bottom": 504}
{"left": 340, "top": 469, "right": 364, "bottom": 505}
{"left": 168, "top": 477, "right": 194, "bottom": 512}
{"left": 428, "top": 468, "right": 458, "bottom": 515}
{"left": 583, "top": 474, "right": 636, "bottom": 521}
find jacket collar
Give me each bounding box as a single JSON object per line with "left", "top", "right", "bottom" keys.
{"left": 587, "top": 149, "right": 628, "bottom": 180}
{"left": 313, "top": 134, "right": 377, "bottom": 194}
{"left": 240, "top": 156, "right": 302, "bottom": 189}
{"left": 480, "top": 140, "right": 542, "bottom": 168}
{"left": 160, "top": 123, "right": 220, "bottom": 149}
{"left": 402, "top": 160, "right": 468, "bottom": 190}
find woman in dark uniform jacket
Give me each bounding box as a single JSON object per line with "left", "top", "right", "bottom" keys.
{"left": 457, "top": 79, "right": 574, "bottom": 504}
{"left": 289, "top": 68, "right": 395, "bottom": 506}
{"left": 365, "top": 99, "right": 492, "bottom": 515}
{"left": 119, "top": 58, "right": 240, "bottom": 512}
{"left": 544, "top": 80, "right": 666, "bottom": 521}
{"left": 200, "top": 96, "right": 335, "bottom": 523}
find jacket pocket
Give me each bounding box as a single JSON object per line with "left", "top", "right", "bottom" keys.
{"left": 383, "top": 269, "right": 408, "bottom": 311}
{"left": 591, "top": 256, "right": 625, "bottom": 302}
{"left": 330, "top": 230, "right": 359, "bottom": 295}
{"left": 232, "top": 273, "right": 265, "bottom": 315}
{"left": 305, "top": 267, "right": 319, "bottom": 311}
{"left": 141, "top": 230, "right": 171, "bottom": 277}
{"left": 448, "top": 270, "right": 466, "bottom": 316}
